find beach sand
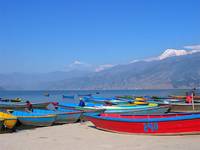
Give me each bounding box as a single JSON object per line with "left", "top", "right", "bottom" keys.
{"left": 0, "top": 122, "right": 200, "bottom": 150}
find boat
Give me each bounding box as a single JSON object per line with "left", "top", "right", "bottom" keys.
{"left": 0, "top": 112, "right": 17, "bottom": 129}
{"left": 134, "top": 97, "right": 147, "bottom": 101}
{"left": 32, "top": 108, "right": 82, "bottom": 124}
{"left": 116, "top": 95, "right": 134, "bottom": 99}
{"left": 160, "top": 103, "right": 200, "bottom": 112}
{"left": 58, "top": 102, "right": 106, "bottom": 114}
{"left": 103, "top": 106, "right": 169, "bottom": 115}
{"left": 0, "top": 101, "right": 52, "bottom": 109}
{"left": 0, "top": 118, "right": 4, "bottom": 131}
{"left": 78, "top": 94, "right": 92, "bottom": 97}
{"left": 84, "top": 96, "right": 149, "bottom": 105}
{"left": 89, "top": 99, "right": 131, "bottom": 105}
{"left": 170, "top": 95, "right": 200, "bottom": 100}
{"left": 59, "top": 102, "right": 158, "bottom": 114}
{"left": 0, "top": 98, "right": 22, "bottom": 102}
{"left": 85, "top": 113, "right": 200, "bottom": 135}
{"left": 44, "top": 93, "right": 50, "bottom": 97}
{"left": 8, "top": 110, "right": 56, "bottom": 127}
{"left": 62, "top": 95, "right": 75, "bottom": 99}
{"left": 99, "top": 104, "right": 158, "bottom": 114}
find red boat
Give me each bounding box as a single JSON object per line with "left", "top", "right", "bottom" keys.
{"left": 85, "top": 113, "right": 200, "bottom": 135}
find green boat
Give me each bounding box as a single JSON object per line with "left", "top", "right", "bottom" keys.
{"left": 58, "top": 103, "right": 163, "bottom": 114}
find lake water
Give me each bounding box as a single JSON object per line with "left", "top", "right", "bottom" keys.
{"left": 0, "top": 89, "right": 195, "bottom": 103}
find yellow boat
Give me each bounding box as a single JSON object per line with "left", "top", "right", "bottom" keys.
{"left": 133, "top": 101, "right": 148, "bottom": 105}
{"left": 120, "top": 103, "right": 158, "bottom": 107}
{"left": 0, "top": 112, "right": 17, "bottom": 129}
{"left": 135, "top": 97, "right": 146, "bottom": 101}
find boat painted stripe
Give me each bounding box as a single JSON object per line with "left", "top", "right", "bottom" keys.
{"left": 85, "top": 113, "right": 200, "bottom": 122}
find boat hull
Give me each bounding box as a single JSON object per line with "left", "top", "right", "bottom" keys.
{"left": 0, "top": 112, "right": 17, "bottom": 129}
{"left": 104, "top": 106, "right": 169, "bottom": 115}
{"left": 32, "top": 109, "right": 82, "bottom": 124}
{"left": 85, "top": 114, "right": 200, "bottom": 135}
{"left": 170, "top": 95, "right": 200, "bottom": 100}
{"left": 0, "top": 119, "right": 4, "bottom": 131}
{"left": 55, "top": 113, "right": 81, "bottom": 124}
{"left": 160, "top": 103, "right": 200, "bottom": 112}
{"left": 17, "top": 115, "right": 56, "bottom": 127}
{"left": 0, "top": 102, "right": 51, "bottom": 109}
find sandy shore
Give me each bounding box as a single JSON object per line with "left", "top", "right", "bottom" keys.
{"left": 0, "top": 122, "right": 200, "bottom": 150}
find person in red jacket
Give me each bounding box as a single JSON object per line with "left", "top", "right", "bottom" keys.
{"left": 26, "top": 101, "right": 33, "bottom": 112}
{"left": 185, "top": 92, "right": 192, "bottom": 103}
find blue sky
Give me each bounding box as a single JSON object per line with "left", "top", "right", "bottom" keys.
{"left": 0, "top": 0, "right": 200, "bottom": 73}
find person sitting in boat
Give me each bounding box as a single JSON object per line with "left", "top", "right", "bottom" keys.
{"left": 78, "top": 98, "right": 85, "bottom": 107}
{"left": 26, "top": 101, "right": 33, "bottom": 112}
{"left": 52, "top": 102, "right": 59, "bottom": 110}
{"left": 185, "top": 92, "right": 192, "bottom": 103}
{"left": 104, "top": 101, "right": 113, "bottom": 106}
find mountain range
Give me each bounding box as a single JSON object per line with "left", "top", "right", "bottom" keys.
{"left": 1, "top": 48, "right": 200, "bottom": 90}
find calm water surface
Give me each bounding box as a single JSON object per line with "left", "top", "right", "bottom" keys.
{"left": 0, "top": 89, "right": 196, "bottom": 103}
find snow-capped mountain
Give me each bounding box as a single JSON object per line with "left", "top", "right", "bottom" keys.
{"left": 50, "top": 51, "right": 200, "bottom": 90}
{"left": 95, "top": 64, "right": 115, "bottom": 72}
{"left": 1, "top": 45, "right": 200, "bottom": 90}
{"left": 130, "top": 46, "right": 200, "bottom": 63}
{"left": 158, "top": 49, "right": 188, "bottom": 60}
{"left": 157, "top": 48, "right": 200, "bottom": 60}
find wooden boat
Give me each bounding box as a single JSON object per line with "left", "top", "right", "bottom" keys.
{"left": 85, "top": 113, "right": 200, "bottom": 135}
{"left": 94, "top": 99, "right": 130, "bottom": 105}
{"left": 170, "top": 95, "right": 200, "bottom": 100}
{"left": 78, "top": 94, "right": 92, "bottom": 97}
{"left": 135, "top": 97, "right": 147, "bottom": 101}
{"left": 0, "top": 98, "right": 22, "bottom": 102}
{"left": 59, "top": 102, "right": 158, "bottom": 114}
{"left": 0, "top": 112, "right": 17, "bottom": 129}
{"left": 116, "top": 95, "right": 134, "bottom": 99}
{"left": 103, "top": 106, "right": 169, "bottom": 115}
{"left": 0, "top": 101, "right": 51, "bottom": 109}
{"left": 44, "top": 93, "right": 50, "bottom": 97}
{"left": 0, "top": 118, "right": 4, "bottom": 131}
{"left": 151, "top": 96, "right": 171, "bottom": 100}
{"left": 160, "top": 103, "right": 200, "bottom": 112}
{"left": 63, "top": 95, "right": 75, "bottom": 99}
{"left": 33, "top": 108, "right": 82, "bottom": 124}
{"left": 101, "top": 104, "right": 158, "bottom": 114}
{"left": 9, "top": 110, "right": 56, "bottom": 127}
{"left": 58, "top": 103, "right": 106, "bottom": 115}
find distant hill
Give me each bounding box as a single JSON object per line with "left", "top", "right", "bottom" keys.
{"left": 0, "top": 70, "right": 91, "bottom": 90}
{"left": 47, "top": 52, "right": 200, "bottom": 90}
{"left": 1, "top": 49, "right": 200, "bottom": 90}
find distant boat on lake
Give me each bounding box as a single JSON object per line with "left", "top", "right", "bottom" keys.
{"left": 62, "top": 95, "right": 75, "bottom": 99}
{"left": 44, "top": 93, "right": 50, "bottom": 97}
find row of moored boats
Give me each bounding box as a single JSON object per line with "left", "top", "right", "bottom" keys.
{"left": 1, "top": 94, "right": 200, "bottom": 135}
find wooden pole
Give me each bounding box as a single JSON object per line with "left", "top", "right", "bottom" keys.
{"left": 192, "top": 92, "right": 195, "bottom": 110}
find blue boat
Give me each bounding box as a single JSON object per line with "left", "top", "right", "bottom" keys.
{"left": 83, "top": 96, "right": 133, "bottom": 105}
{"left": 0, "top": 101, "right": 51, "bottom": 109}
{"left": 9, "top": 110, "right": 56, "bottom": 127}
{"left": 58, "top": 102, "right": 169, "bottom": 115}
{"left": 58, "top": 102, "right": 103, "bottom": 108}
{"left": 33, "top": 108, "right": 82, "bottom": 124}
